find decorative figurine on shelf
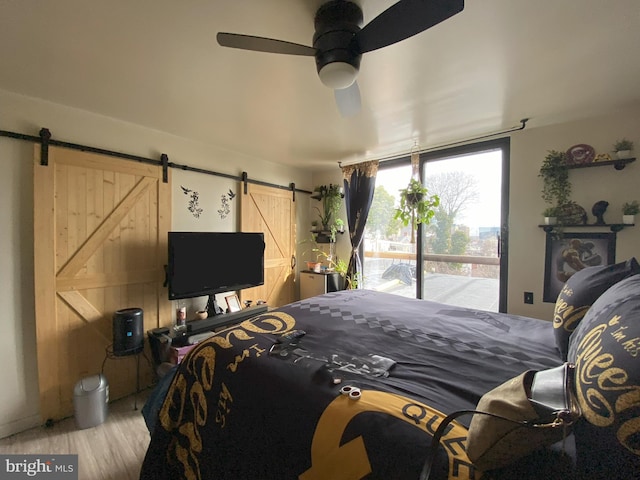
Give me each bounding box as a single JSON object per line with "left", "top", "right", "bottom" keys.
{"left": 594, "top": 153, "right": 612, "bottom": 163}
{"left": 592, "top": 200, "right": 609, "bottom": 225}
{"left": 558, "top": 201, "right": 588, "bottom": 225}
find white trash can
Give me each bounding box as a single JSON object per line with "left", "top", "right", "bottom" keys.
{"left": 73, "top": 374, "right": 109, "bottom": 429}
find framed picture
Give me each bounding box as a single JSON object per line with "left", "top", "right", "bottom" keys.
{"left": 543, "top": 232, "right": 616, "bottom": 302}
{"left": 225, "top": 294, "right": 242, "bottom": 313}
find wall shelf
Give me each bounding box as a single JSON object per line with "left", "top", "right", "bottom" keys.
{"left": 567, "top": 157, "right": 635, "bottom": 171}
{"left": 312, "top": 230, "right": 345, "bottom": 243}
{"left": 539, "top": 223, "right": 634, "bottom": 233}
{"left": 539, "top": 156, "right": 636, "bottom": 233}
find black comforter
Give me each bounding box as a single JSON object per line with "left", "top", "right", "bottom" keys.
{"left": 140, "top": 289, "right": 568, "bottom": 480}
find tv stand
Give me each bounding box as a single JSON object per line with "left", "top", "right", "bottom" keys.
{"left": 187, "top": 304, "right": 269, "bottom": 335}
{"left": 205, "top": 295, "right": 225, "bottom": 316}
{"left": 147, "top": 304, "right": 270, "bottom": 365}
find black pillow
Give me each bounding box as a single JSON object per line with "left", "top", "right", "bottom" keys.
{"left": 567, "top": 274, "right": 640, "bottom": 477}
{"left": 553, "top": 257, "right": 640, "bottom": 360}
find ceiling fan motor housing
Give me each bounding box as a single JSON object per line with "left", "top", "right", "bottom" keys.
{"left": 313, "top": 0, "right": 363, "bottom": 86}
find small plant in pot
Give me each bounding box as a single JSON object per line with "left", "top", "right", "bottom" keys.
{"left": 393, "top": 178, "right": 440, "bottom": 242}
{"left": 622, "top": 200, "right": 639, "bottom": 225}
{"left": 613, "top": 138, "right": 634, "bottom": 159}
{"left": 542, "top": 206, "right": 559, "bottom": 225}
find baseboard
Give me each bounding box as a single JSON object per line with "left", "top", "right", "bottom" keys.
{"left": 0, "top": 413, "right": 41, "bottom": 440}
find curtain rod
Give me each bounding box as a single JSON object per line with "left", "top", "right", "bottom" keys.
{"left": 338, "top": 118, "right": 529, "bottom": 167}
{"left": 0, "top": 127, "right": 313, "bottom": 196}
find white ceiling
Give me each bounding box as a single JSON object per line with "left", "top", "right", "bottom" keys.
{"left": 1, "top": 0, "right": 639, "bottom": 170}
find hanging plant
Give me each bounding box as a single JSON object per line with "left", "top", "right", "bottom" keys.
{"left": 538, "top": 150, "right": 571, "bottom": 207}
{"left": 394, "top": 178, "right": 440, "bottom": 230}
{"left": 313, "top": 184, "right": 343, "bottom": 230}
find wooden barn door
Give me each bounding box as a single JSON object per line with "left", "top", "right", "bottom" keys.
{"left": 33, "top": 145, "right": 171, "bottom": 421}
{"left": 240, "top": 183, "right": 296, "bottom": 308}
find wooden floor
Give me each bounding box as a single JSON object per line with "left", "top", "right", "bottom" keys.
{"left": 0, "top": 390, "right": 151, "bottom": 480}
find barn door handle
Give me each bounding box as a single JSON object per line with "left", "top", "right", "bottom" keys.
{"left": 291, "top": 255, "right": 297, "bottom": 269}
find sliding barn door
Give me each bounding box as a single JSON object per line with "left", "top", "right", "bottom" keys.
{"left": 240, "top": 183, "right": 296, "bottom": 308}
{"left": 33, "top": 145, "right": 171, "bottom": 421}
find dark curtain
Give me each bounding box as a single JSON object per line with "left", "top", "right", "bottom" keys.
{"left": 341, "top": 160, "right": 379, "bottom": 288}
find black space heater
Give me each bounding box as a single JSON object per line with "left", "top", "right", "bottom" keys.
{"left": 112, "top": 308, "right": 144, "bottom": 356}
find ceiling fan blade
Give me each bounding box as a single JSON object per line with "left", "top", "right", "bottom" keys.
{"left": 217, "top": 32, "right": 316, "bottom": 56}
{"left": 355, "top": 0, "right": 464, "bottom": 53}
{"left": 335, "top": 82, "right": 361, "bottom": 117}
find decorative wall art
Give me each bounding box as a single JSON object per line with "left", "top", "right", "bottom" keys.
{"left": 565, "top": 143, "right": 595, "bottom": 166}
{"left": 218, "top": 189, "right": 236, "bottom": 219}
{"left": 174, "top": 169, "right": 238, "bottom": 231}
{"left": 181, "top": 186, "right": 203, "bottom": 218}
{"left": 543, "top": 232, "right": 616, "bottom": 302}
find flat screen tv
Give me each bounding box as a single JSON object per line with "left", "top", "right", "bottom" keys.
{"left": 167, "top": 232, "right": 265, "bottom": 304}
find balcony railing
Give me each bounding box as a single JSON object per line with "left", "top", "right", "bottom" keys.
{"left": 365, "top": 250, "right": 499, "bottom": 266}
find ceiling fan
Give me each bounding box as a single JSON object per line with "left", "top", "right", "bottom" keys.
{"left": 217, "top": 0, "right": 464, "bottom": 116}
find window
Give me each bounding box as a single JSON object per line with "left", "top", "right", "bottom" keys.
{"left": 363, "top": 139, "right": 509, "bottom": 312}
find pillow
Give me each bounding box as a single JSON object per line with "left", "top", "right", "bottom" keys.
{"left": 567, "top": 274, "right": 640, "bottom": 477}
{"left": 553, "top": 257, "right": 640, "bottom": 360}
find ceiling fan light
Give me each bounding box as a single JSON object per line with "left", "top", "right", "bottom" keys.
{"left": 318, "top": 62, "right": 358, "bottom": 89}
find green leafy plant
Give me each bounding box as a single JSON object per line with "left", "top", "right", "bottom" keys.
{"left": 542, "top": 206, "right": 559, "bottom": 217}
{"left": 329, "top": 218, "right": 345, "bottom": 242}
{"left": 306, "top": 242, "right": 359, "bottom": 289}
{"left": 393, "top": 178, "right": 440, "bottom": 230}
{"left": 539, "top": 150, "right": 571, "bottom": 208}
{"left": 622, "top": 200, "right": 639, "bottom": 215}
{"left": 614, "top": 138, "right": 634, "bottom": 152}
{"left": 313, "top": 184, "right": 343, "bottom": 229}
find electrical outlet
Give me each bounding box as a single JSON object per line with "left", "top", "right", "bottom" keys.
{"left": 524, "top": 292, "right": 534, "bottom": 304}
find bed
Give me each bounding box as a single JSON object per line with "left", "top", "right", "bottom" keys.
{"left": 139, "top": 265, "right": 640, "bottom": 480}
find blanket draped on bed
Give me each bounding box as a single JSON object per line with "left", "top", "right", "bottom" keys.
{"left": 140, "top": 290, "right": 566, "bottom": 480}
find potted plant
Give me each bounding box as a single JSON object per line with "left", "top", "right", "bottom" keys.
{"left": 622, "top": 200, "right": 639, "bottom": 224}
{"left": 313, "top": 184, "right": 343, "bottom": 232}
{"left": 538, "top": 150, "right": 572, "bottom": 231}
{"left": 613, "top": 138, "right": 634, "bottom": 159}
{"left": 305, "top": 239, "right": 358, "bottom": 289}
{"left": 393, "top": 178, "right": 440, "bottom": 242}
{"left": 542, "top": 206, "right": 559, "bottom": 225}
{"left": 539, "top": 150, "right": 571, "bottom": 207}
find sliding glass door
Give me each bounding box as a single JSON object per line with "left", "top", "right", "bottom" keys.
{"left": 362, "top": 138, "right": 509, "bottom": 312}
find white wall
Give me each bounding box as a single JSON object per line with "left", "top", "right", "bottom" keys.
{"left": 0, "top": 134, "right": 38, "bottom": 437}
{"left": 508, "top": 103, "right": 640, "bottom": 319}
{"left": 0, "top": 89, "right": 312, "bottom": 438}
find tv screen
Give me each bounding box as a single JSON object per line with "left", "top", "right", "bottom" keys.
{"left": 167, "top": 232, "right": 265, "bottom": 300}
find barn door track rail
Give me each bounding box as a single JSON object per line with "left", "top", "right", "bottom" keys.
{"left": 0, "top": 127, "right": 311, "bottom": 199}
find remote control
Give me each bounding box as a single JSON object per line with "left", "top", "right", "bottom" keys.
{"left": 275, "top": 330, "right": 306, "bottom": 345}
{"left": 269, "top": 330, "right": 307, "bottom": 357}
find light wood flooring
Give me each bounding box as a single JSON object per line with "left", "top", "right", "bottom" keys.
{"left": 0, "top": 390, "right": 151, "bottom": 480}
